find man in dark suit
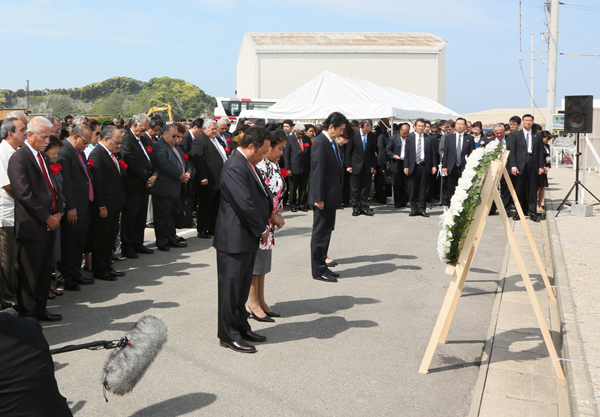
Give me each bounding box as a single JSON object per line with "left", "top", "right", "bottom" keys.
{"left": 150, "top": 125, "right": 191, "bottom": 251}
{"left": 89, "top": 126, "right": 127, "bottom": 281}
{"left": 442, "top": 117, "right": 475, "bottom": 205}
{"left": 7, "top": 117, "right": 63, "bottom": 321}
{"left": 120, "top": 114, "right": 156, "bottom": 259}
{"left": 283, "top": 123, "right": 311, "bottom": 212}
{"left": 479, "top": 123, "right": 510, "bottom": 215}
{"left": 375, "top": 119, "right": 392, "bottom": 204}
{"left": 191, "top": 119, "right": 227, "bottom": 239}
{"left": 345, "top": 119, "right": 377, "bottom": 216}
{"left": 404, "top": 118, "right": 437, "bottom": 217}
{"left": 507, "top": 114, "right": 546, "bottom": 222}
{"left": 55, "top": 124, "right": 95, "bottom": 291}
{"left": 181, "top": 118, "right": 203, "bottom": 155}
{"left": 213, "top": 127, "right": 272, "bottom": 354}
{"left": 386, "top": 123, "right": 410, "bottom": 208}
{"left": 309, "top": 112, "right": 350, "bottom": 283}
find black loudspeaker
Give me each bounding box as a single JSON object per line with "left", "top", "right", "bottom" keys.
{"left": 564, "top": 95, "right": 594, "bottom": 133}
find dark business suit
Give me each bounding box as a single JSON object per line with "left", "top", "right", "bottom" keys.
{"left": 442, "top": 132, "right": 475, "bottom": 204}
{"left": 405, "top": 132, "right": 436, "bottom": 214}
{"left": 120, "top": 129, "right": 153, "bottom": 256}
{"left": 181, "top": 130, "right": 195, "bottom": 155}
{"left": 346, "top": 129, "right": 376, "bottom": 211}
{"left": 7, "top": 144, "right": 61, "bottom": 317}
{"left": 150, "top": 139, "right": 186, "bottom": 248}
{"left": 89, "top": 144, "right": 127, "bottom": 278}
{"left": 283, "top": 134, "right": 311, "bottom": 210}
{"left": 191, "top": 133, "right": 225, "bottom": 235}
{"left": 386, "top": 133, "right": 409, "bottom": 206}
{"left": 375, "top": 130, "right": 391, "bottom": 203}
{"left": 308, "top": 133, "right": 343, "bottom": 277}
{"left": 479, "top": 137, "right": 512, "bottom": 213}
{"left": 507, "top": 130, "right": 545, "bottom": 215}
{"left": 213, "top": 149, "right": 272, "bottom": 342}
{"left": 55, "top": 141, "right": 93, "bottom": 285}
{"left": 0, "top": 314, "right": 73, "bottom": 416}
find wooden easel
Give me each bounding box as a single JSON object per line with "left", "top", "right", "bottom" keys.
{"left": 419, "top": 151, "right": 564, "bottom": 380}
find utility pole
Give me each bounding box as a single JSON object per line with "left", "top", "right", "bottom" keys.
{"left": 530, "top": 32, "right": 535, "bottom": 116}
{"left": 26, "top": 80, "right": 30, "bottom": 112}
{"left": 545, "top": 0, "right": 559, "bottom": 130}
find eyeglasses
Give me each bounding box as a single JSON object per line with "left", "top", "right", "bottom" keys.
{"left": 173, "top": 134, "right": 181, "bottom": 139}
{"left": 110, "top": 139, "right": 122, "bottom": 145}
{"left": 82, "top": 141, "right": 91, "bottom": 146}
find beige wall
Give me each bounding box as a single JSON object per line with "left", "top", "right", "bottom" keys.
{"left": 237, "top": 47, "right": 446, "bottom": 104}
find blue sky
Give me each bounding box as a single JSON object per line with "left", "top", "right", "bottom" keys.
{"left": 1, "top": 0, "right": 599, "bottom": 114}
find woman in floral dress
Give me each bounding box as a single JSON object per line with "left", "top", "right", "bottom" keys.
{"left": 246, "top": 129, "right": 287, "bottom": 322}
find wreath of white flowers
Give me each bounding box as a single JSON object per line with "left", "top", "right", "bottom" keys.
{"left": 437, "top": 141, "right": 504, "bottom": 265}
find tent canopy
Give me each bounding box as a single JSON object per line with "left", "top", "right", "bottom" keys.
{"left": 266, "top": 71, "right": 460, "bottom": 121}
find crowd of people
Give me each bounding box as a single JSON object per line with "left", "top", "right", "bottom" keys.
{"left": 0, "top": 110, "right": 552, "bottom": 353}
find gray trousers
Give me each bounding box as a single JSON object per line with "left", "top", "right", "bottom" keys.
{"left": 0, "top": 227, "right": 18, "bottom": 306}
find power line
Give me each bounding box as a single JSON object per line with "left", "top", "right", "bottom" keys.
{"left": 518, "top": 60, "right": 542, "bottom": 112}
{"left": 562, "top": 3, "right": 600, "bottom": 11}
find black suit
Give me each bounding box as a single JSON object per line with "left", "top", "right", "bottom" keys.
{"left": 507, "top": 130, "right": 545, "bottom": 215}
{"left": 55, "top": 141, "right": 93, "bottom": 285}
{"left": 0, "top": 314, "right": 73, "bottom": 416}
{"left": 386, "top": 134, "right": 409, "bottom": 206}
{"left": 191, "top": 133, "right": 226, "bottom": 235}
{"left": 283, "top": 134, "right": 311, "bottom": 209}
{"left": 150, "top": 139, "right": 186, "bottom": 248}
{"left": 345, "top": 129, "right": 376, "bottom": 211}
{"left": 89, "top": 144, "right": 127, "bottom": 278}
{"left": 308, "top": 133, "right": 343, "bottom": 277}
{"left": 405, "top": 133, "right": 436, "bottom": 214}
{"left": 181, "top": 130, "right": 195, "bottom": 155}
{"left": 120, "top": 129, "right": 153, "bottom": 256}
{"left": 375, "top": 130, "right": 391, "bottom": 202}
{"left": 213, "top": 149, "right": 272, "bottom": 342}
{"left": 7, "top": 144, "right": 62, "bottom": 317}
{"left": 442, "top": 132, "right": 475, "bottom": 204}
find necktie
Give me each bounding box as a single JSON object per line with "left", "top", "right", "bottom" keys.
{"left": 111, "top": 153, "right": 120, "bottom": 172}
{"left": 456, "top": 134, "right": 462, "bottom": 167}
{"left": 37, "top": 153, "right": 57, "bottom": 212}
{"left": 173, "top": 147, "right": 185, "bottom": 174}
{"left": 416, "top": 135, "right": 423, "bottom": 164}
{"left": 138, "top": 138, "right": 150, "bottom": 160}
{"left": 362, "top": 134, "right": 366, "bottom": 150}
{"left": 298, "top": 139, "right": 303, "bottom": 152}
{"left": 332, "top": 141, "right": 340, "bottom": 166}
{"left": 78, "top": 152, "right": 94, "bottom": 202}
{"left": 526, "top": 132, "right": 531, "bottom": 153}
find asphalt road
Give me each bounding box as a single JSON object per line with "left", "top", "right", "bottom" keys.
{"left": 44, "top": 202, "right": 507, "bottom": 417}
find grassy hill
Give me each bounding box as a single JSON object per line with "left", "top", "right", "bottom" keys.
{"left": 0, "top": 76, "right": 216, "bottom": 120}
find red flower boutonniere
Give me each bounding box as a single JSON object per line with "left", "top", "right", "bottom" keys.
{"left": 50, "top": 163, "right": 62, "bottom": 176}
{"left": 183, "top": 153, "right": 189, "bottom": 161}
{"left": 226, "top": 138, "right": 231, "bottom": 143}
{"left": 280, "top": 168, "right": 288, "bottom": 178}
{"left": 304, "top": 142, "right": 310, "bottom": 149}
{"left": 88, "top": 159, "right": 94, "bottom": 168}
{"left": 146, "top": 146, "right": 153, "bottom": 153}
{"left": 225, "top": 148, "right": 231, "bottom": 155}
{"left": 119, "top": 159, "right": 128, "bottom": 170}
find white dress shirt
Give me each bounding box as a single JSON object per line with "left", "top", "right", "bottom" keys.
{"left": 0, "top": 141, "right": 16, "bottom": 227}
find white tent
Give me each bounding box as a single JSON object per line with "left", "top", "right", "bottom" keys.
{"left": 266, "top": 71, "right": 460, "bottom": 121}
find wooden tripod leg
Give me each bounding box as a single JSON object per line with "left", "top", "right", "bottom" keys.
{"left": 493, "top": 190, "right": 565, "bottom": 380}
{"left": 419, "top": 266, "right": 468, "bottom": 374}
{"left": 502, "top": 169, "right": 556, "bottom": 300}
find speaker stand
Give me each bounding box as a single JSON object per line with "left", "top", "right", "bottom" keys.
{"left": 556, "top": 133, "right": 600, "bottom": 216}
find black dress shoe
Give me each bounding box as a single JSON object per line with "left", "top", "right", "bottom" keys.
{"left": 112, "top": 255, "right": 127, "bottom": 261}
{"left": 394, "top": 204, "right": 402, "bottom": 208}
{"left": 248, "top": 307, "right": 275, "bottom": 322}
{"left": 530, "top": 214, "right": 541, "bottom": 222}
{"left": 513, "top": 214, "right": 520, "bottom": 221}
{"left": 352, "top": 210, "right": 360, "bottom": 216}
{"left": 409, "top": 211, "right": 419, "bottom": 217}
{"left": 300, "top": 206, "right": 309, "bottom": 212}
{"left": 123, "top": 252, "right": 139, "bottom": 259}
{"left": 420, "top": 212, "right": 430, "bottom": 218}
{"left": 326, "top": 261, "right": 338, "bottom": 267}
{"left": 198, "top": 232, "right": 211, "bottom": 239}
{"left": 177, "top": 236, "right": 187, "bottom": 243}
{"left": 361, "top": 209, "right": 374, "bottom": 216}
{"left": 265, "top": 311, "right": 281, "bottom": 318}
{"left": 328, "top": 270, "right": 340, "bottom": 278}
{"left": 74, "top": 275, "right": 95, "bottom": 285}
{"left": 63, "top": 282, "right": 81, "bottom": 291}
{"left": 95, "top": 273, "right": 117, "bottom": 281}
{"left": 109, "top": 268, "right": 125, "bottom": 277}
{"left": 135, "top": 246, "right": 154, "bottom": 254}
{"left": 313, "top": 273, "right": 337, "bottom": 283}
{"left": 170, "top": 241, "right": 187, "bottom": 248}
{"left": 36, "top": 311, "right": 62, "bottom": 322}
{"left": 241, "top": 330, "right": 267, "bottom": 342}
{"left": 290, "top": 207, "right": 298, "bottom": 212}
{"left": 157, "top": 246, "right": 170, "bottom": 251}
{"left": 220, "top": 339, "right": 256, "bottom": 353}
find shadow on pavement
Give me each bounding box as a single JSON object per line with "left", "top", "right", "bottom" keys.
{"left": 270, "top": 295, "right": 379, "bottom": 317}
{"left": 262, "top": 316, "right": 378, "bottom": 344}
{"left": 340, "top": 263, "right": 421, "bottom": 278}
{"left": 128, "top": 392, "right": 217, "bottom": 417}
{"left": 274, "top": 226, "right": 313, "bottom": 238}
{"left": 335, "top": 253, "right": 417, "bottom": 264}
